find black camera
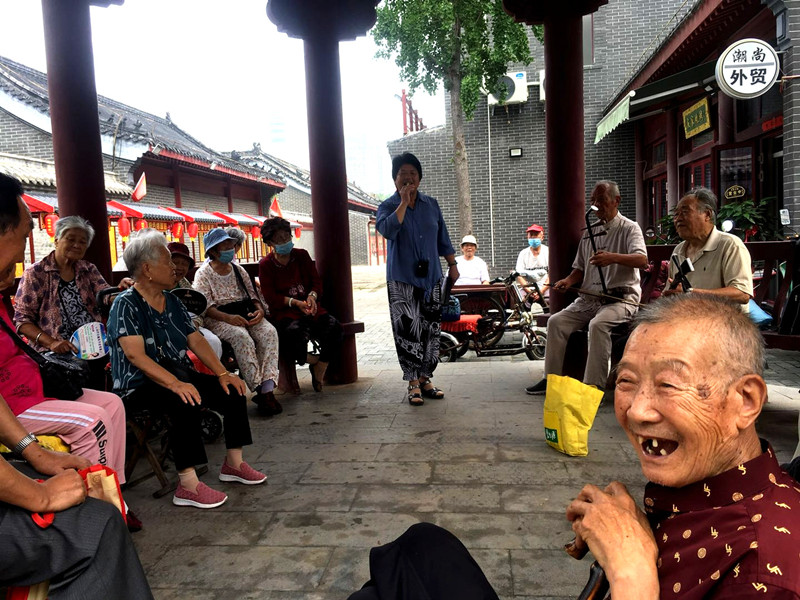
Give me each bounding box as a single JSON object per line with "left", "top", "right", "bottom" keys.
{"left": 414, "top": 259, "right": 429, "bottom": 278}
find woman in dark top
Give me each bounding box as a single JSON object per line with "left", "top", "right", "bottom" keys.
{"left": 376, "top": 153, "right": 459, "bottom": 406}
{"left": 107, "top": 229, "right": 266, "bottom": 510}
{"left": 258, "top": 217, "right": 342, "bottom": 392}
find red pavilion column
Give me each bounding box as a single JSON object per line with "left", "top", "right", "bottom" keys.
{"left": 502, "top": 1, "right": 608, "bottom": 312}
{"left": 41, "top": 0, "right": 115, "bottom": 278}
{"left": 267, "top": 0, "right": 378, "bottom": 384}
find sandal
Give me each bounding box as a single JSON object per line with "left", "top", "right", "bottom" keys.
{"left": 420, "top": 378, "right": 445, "bottom": 399}
{"left": 407, "top": 383, "right": 424, "bottom": 406}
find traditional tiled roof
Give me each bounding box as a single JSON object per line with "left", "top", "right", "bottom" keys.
{"left": 229, "top": 144, "right": 379, "bottom": 209}
{"left": 0, "top": 55, "right": 286, "bottom": 187}
{"left": 0, "top": 152, "right": 131, "bottom": 195}
{"left": 160, "top": 207, "right": 224, "bottom": 224}
{"left": 108, "top": 200, "right": 182, "bottom": 221}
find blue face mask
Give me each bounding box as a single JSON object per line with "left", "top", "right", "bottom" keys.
{"left": 274, "top": 240, "right": 294, "bottom": 255}
{"left": 528, "top": 238, "right": 542, "bottom": 249}
{"left": 218, "top": 249, "right": 236, "bottom": 264}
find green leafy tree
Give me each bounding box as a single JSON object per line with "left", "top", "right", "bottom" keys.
{"left": 373, "top": 0, "right": 531, "bottom": 236}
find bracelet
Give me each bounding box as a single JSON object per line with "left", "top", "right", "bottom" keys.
{"left": 35, "top": 332, "right": 43, "bottom": 345}
{"left": 13, "top": 433, "right": 38, "bottom": 454}
{"left": 288, "top": 298, "right": 294, "bottom": 307}
{"left": 216, "top": 370, "right": 230, "bottom": 378}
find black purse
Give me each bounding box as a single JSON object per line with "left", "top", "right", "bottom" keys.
{"left": 217, "top": 266, "right": 257, "bottom": 318}
{"left": 0, "top": 318, "right": 89, "bottom": 400}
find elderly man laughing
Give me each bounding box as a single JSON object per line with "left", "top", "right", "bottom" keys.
{"left": 349, "top": 294, "right": 800, "bottom": 599}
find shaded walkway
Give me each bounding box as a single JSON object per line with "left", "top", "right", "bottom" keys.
{"left": 125, "top": 268, "right": 800, "bottom": 599}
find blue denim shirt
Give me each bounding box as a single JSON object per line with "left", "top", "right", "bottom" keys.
{"left": 376, "top": 191, "right": 455, "bottom": 290}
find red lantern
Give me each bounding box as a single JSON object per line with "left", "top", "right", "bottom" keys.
{"left": 134, "top": 218, "right": 148, "bottom": 231}
{"left": 294, "top": 227, "right": 301, "bottom": 239}
{"left": 117, "top": 217, "right": 131, "bottom": 241}
{"left": 187, "top": 222, "right": 199, "bottom": 240}
{"left": 251, "top": 225, "right": 261, "bottom": 240}
{"left": 43, "top": 214, "right": 59, "bottom": 239}
{"left": 171, "top": 221, "right": 184, "bottom": 240}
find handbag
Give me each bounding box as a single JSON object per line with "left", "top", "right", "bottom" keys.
{"left": 542, "top": 374, "right": 604, "bottom": 456}
{"left": 441, "top": 296, "right": 462, "bottom": 322}
{"left": 0, "top": 317, "right": 89, "bottom": 401}
{"left": 217, "top": 265, "right": 257, "bottom": 318}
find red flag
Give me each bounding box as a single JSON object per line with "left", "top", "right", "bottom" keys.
{"left": 269, "top": 197, "right": 283, "bottom": 218}
{"left": 131, "top": 173, "right": 147, "bottom": 201}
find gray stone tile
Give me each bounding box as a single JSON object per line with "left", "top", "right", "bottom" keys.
{"left": 353, "top": 483, "right": 502, "bottom": 513}
{"left": 510, "top": 549, "right": 593, "bottom": 598}
{"left": 146, "top": 545, "right": 333, "bottom": 591}
{"left": 259, "top": 512, "right": 421, "bottom": 548}
{"left": 302, "top": 461, "right": 432, "bottom": 484}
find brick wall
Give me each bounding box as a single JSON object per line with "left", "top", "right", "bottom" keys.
{"left": 144, "top": 184, "right": 176, "bottom": 207}
{"left": 349, "top": 211, "right": 371, "bottom": 266}
{"left": 388, "top": 0, "right": 690, "bottom": 273}
{"left": 0, "top": 108, "right": 55, "bottom": 160}
{"left": 276, "top": 185, "right": 312, "bottom": 215}
{"left": 784, "top": 1, "right": 800, "bottom": 227}
{"left": 181, "top": 189, "right": 229, "bottom": 212}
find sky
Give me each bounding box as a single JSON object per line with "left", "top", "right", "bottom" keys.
{"left": 0, "top": 1, "right": 445, "bottom": 196}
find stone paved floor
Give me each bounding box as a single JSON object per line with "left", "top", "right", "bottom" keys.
{"left": 126, "top": 266, "right": 800, "bottom": 599}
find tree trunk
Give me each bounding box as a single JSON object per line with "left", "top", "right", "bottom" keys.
{"left": 449, "top": 18, "right": 473, "bottom": 237}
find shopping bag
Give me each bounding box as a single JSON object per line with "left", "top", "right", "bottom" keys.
{"left": 542, "top": 374, "right": 604, "bottom": 456}
{"left": 78, "top": 465, "right": 126, "bottom": 522}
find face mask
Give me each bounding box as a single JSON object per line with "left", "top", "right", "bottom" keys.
{"left": 218, "top": 249, "right": 236, "bottom": 264}
{"left": 528, "top": 238, "right": 542, "bottom": 249}
{"left": 274, "top": 240, "right": 294, "bottom": 255}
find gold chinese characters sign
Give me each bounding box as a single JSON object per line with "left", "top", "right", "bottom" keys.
{"left": 683, "top": 98, "right": 711, "bottom": 139}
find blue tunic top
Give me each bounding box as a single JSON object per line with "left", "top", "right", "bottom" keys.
{"left": 376, "top": 191, "right": 455, "bottom": 290}
{"left": 107, "top": 288, "right": 196, "bottom": 394}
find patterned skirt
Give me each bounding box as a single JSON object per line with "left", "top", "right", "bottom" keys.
{"left": 387, "top": 280, "right": 442, "bottom": 381}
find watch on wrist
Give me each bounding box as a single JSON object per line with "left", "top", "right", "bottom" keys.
{"left": 447, "top": 262, "right": 457, "bottom": 267}
{"left": 13, "top": 433, "right": 38, "bottom": 454}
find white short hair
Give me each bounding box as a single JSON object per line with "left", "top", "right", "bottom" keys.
{"left": 123, "top": 228, "right": 167, "bottom": 277}
{"left": 55, "top": 215, "right": 95, "bottom": 245}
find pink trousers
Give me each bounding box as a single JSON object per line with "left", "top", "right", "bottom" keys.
{"left": 16, "top": 389, "right": 127, "bottom": 484}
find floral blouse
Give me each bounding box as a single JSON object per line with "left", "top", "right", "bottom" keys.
{"left": 14, "top": 251, "right": 109, "bottom": 350}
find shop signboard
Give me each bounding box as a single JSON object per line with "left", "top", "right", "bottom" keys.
{"left": 716, "top": 38, "right": 779, "bottom": 99}
{"left": 683, "top": 97, "right": 711, "bottom": 138}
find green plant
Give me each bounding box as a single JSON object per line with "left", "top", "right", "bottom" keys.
{"left": 716, "top": 197, "right": 782, "bottom": 241}
{"left": 650, "top": 212, "right": 680, "bottom": 245}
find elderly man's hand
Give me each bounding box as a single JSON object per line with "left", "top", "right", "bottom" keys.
{"left": 589, "top": 251, "right": 618, "bottom": 267}
{"left": 566, "top": 482, "right": 659, "bottom": 595}
{"left": 661, "top": 279, "right": 685, "bottom": 296}
{"left": 25, "top": 445, "right": 91, "bottom": 476}
{"left": 41, "top": 470, "right": 88, "bottom": 512}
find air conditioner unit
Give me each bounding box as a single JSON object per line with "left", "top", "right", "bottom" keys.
{"left": 487, "top": 71, "right": 528, "bottom": 106}
{"left": 538, "top": 69, "right": 546, "bottom": 102}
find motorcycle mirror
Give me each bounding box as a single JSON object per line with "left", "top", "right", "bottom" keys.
{"left": 722, "top": 219, "right": 734, "bottom": 233}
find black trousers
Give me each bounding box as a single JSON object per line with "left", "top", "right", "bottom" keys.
{"left": 349, "top": 523, "right": 500, "bottom": 600}
{"left": 125, "top": 369, "right": 253, "bottom": 471}
{"left": 0, "top": 464, "right": 153, "bottom": 599}
{"left": 275, "top": 313, "right": 342, "bottom": 365}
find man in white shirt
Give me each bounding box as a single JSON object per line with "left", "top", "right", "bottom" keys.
{"left": 454, "top": 235, "right": 489, "bottom": 285}
{"left": 516, "top": 224, "right": 549, "bottom": 299}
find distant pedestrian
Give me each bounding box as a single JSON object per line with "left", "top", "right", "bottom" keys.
{"left": 454, "top": 235, "right": 489, "bottom": 285}
{"left": 376, "top": 152, "right": 458, "bottom": 406}
{"left": 515, "top": 223, "right": 549, "bottom": 297}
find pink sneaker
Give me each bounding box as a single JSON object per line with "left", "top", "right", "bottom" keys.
{"left": 172, "top": 482, "right": 228, "bottom": 509}
{"left": 219, "top": 460, "right": 268, "bottom": 485}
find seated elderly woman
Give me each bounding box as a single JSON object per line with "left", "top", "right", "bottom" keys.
{"left": 14, "top": 215, "right": 132, "bottom": 390}
{"left": 194, "top": 228, "right": 281, "bottom": 416}
{"left": 107, "top": 229, "right": 267, "bottom": 509}
{"left": 0, "top": 222, "right": 136, "bottom": 528}
{"left": 167, "top": 241, "right": 223, "bottom": 359}
{"left": 258, "top": 217, "right": 342, "bottom": 392}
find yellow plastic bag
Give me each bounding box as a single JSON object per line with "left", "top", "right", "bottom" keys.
{"left": 543, "top": 374, "right": 604, "bottom": 456}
